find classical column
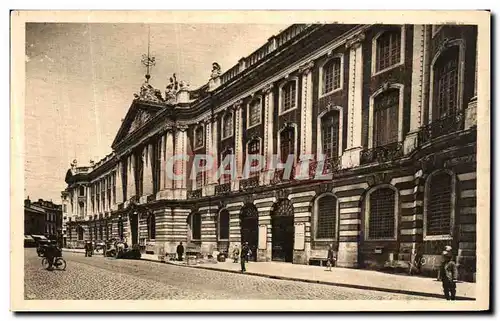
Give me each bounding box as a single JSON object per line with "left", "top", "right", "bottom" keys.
{"left": 233, "top": 100, "right": 244, "bottom": 191}
{"left": 163, "top": 130, "right": 174, "bottom": 199}
{"left": 115, "top": 161, "right": 123, "bottom": 207}
{"left": 405, "top": 25, "right": 429, "bottom": 154}
{"left": 341, "top": 33, "right": 365, "bottom": 169}
{"left": 126, "top": 154, "right": 136, "bottom": 202}
{"left": 142, "top": 143, "right": 154, "bottom": 202}
{"left": 262, "top": 83, "right": 274, "bottom": 185}
{"left": 299, "top": 61, "right": 314, "bottom": 156}
{"left": 173, "top": 125, "right": 188, "bottom": 199}
{"left": 203, "top": 117, "right": 216, "bottom": 196}
{"left": 212, "top": 117, "right": 219, "bottom": 184}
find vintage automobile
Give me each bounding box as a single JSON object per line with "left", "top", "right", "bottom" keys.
{"left": 94, "top": 240, "right": 106, "bottom": 253}
{"left": 103, "top": 241, "right": 141, "bottom": 259}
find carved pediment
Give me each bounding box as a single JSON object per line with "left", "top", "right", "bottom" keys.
{"left": 111, "top": 102, "right": 164, "bottom": 149}
{"left": 128, "top": 109, "right": 152, "bottom": 134}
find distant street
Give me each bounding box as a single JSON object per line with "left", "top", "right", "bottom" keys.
{"left": 24, "top": 249, "right": 433, "bottom": 300}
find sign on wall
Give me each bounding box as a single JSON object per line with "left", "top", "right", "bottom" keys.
{"left": 258, "top": 225, "right": 267, "bottom": 250}
{"left": 294, "top": 223, "right": 305, "bottom": 250}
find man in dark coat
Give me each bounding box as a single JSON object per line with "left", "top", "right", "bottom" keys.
{"left": 176, "top": 242, "right": 185, "bottom": 261}
{"left": 240, "top": 242, "right": 250, "bottom": 272}
{"left": 440, "top": 250, "right": 458, "bottom": 300}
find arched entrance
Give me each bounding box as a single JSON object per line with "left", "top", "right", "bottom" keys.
{"left": 240, "top": 204, "right": 258, "bottom": 261}
{"left": 272, "top": 199, "right": 294, "bottom": 262}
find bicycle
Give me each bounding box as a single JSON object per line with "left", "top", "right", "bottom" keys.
{"left": 408, "top": 254, "right": 425, "bottom": 275}
{"left": 42, "top": 257, "right": 67, "bottom": 270}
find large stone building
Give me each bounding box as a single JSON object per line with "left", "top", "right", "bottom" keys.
{"left": 24, "top": 198, "right": 63, "bottom": 243}
{"left": 63, "top": 24, "right": 478, "bottom": 281}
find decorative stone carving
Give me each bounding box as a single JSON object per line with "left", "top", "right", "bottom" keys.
{"left": 211, "top": 62, "right": 222, "bottom": 79}
{"left": 233, "top": 99, "right": 244, "bottom": 110}
{"left": 437, "top": 37, "right": 453, "bottom": 53}
{"left": 262, "top": 83, "right": 274, "bottom": 94}
{"left": 134, "top": 80, "right": 163, "bottom": 104}
{"left": 165, "top": 74, "right": 179, "bottom": 104}
{"left": 299, "top": 61, "right": 314, "bottom": 75}
{"left": 177, "top": 124, "right": 189, "bottom": 132}
{"left": 345, "top": 32, "right": 366, "bottom": 50}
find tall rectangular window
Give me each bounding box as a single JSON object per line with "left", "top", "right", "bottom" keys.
{"left": 373, "top": 89, "right": 399, "bottom": 147}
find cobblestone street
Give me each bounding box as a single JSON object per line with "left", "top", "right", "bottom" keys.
{"left": 24, "top": 249, "right": 435, "bottom": 300}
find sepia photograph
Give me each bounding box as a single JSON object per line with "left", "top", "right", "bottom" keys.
{"left": 10, "top": 10, "right": 490, "bottom": 311}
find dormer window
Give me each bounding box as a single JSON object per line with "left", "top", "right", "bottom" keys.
{"left": 222, "top": 113, "right": 233, "bottom": 139}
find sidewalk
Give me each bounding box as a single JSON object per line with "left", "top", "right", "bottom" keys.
{"left": 63, "top": 248, "right": 475, "bottom": 300}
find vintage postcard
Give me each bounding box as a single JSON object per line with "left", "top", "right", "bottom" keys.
{"left": 11, "top": 10, "right": 490, "bottom": 311}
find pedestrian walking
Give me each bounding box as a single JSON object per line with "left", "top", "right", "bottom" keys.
{"left": 440, "top": 250, "right": 458, "bottom": 300}
{"left": 240, "top": 242, "right": 250, "bottom": 272}
{"left": 326, "top": 244, "right": 336, "bottom": 271}
{"left": 176, "top": 242, "right": 185, "bottom": 261}
{"left": 437, "top": 245, "right": 453, "bottom": 280}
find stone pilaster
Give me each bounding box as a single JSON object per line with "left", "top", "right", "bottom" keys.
{"left": 299, "top": 61, "right": 314, "bottom": 156}
{"left": 255, "top": 198, "right": 274, "bottom": 262}
{"left": 405, "top": 25, "right": 429, "bottom": 154}
{"left": 173, "top": 126, "right": 188, "bottom": 199}
{"left": 141, "top": 143, "right": 154, "bottom": 203}
{"left": 233, "top": 100, "right": 244, "bottom": 191}
{"left": 200, "top": 205, "right": 218, "bottom": 255}
{"left": 262, "top": 83, "right": 274, "bottom": 185}
{"left": 126, "top": 154, "right": 135, "bottom": 202}
{"left": 115, "top": 161, "right": 123, "bottom": 206}
{"left": 342, "top": 33, "right": 365, "bottom": 169}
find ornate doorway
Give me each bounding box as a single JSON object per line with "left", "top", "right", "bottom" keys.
{"left": 240, "top": 204, "right": 258, "bottom": 261}
{"left": 272, "top": 199, "right": 294, "bottom": 262}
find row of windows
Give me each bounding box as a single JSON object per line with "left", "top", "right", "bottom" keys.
{"left": 72, "top": 214, "right": 157, "bottom": 241}
{"left": 189, "top": 170, "right": 456, "bottom": 241}
{"left": 193, "top": 36, "right": 460, "bottom": 166}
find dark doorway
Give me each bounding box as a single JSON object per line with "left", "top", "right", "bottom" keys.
{"left": 130, "top": 212, "right": 139, "bottom": 245}
{"left": 272, "top": 199, "right": 294, "bottom": 262}
{"left": 240, "top": 204, "right": 259, "bottom": 261}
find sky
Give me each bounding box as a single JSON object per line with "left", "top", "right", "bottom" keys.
{"left": 25, "top": 23, "right": 289, "bottom": 203}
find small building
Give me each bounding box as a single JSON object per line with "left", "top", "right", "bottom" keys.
{"left": 24, "top": 198, "right": 45, "bottom": 236}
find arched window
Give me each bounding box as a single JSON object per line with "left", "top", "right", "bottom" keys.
{"left": 373, "top": 89, "right": 400, "bottom": 147}
{"left": 218, "top": 210, "right": 230, "bottom": 240}
{"left": 279, "top": 127, "right": 295, "bottom": 163}
{"left": 148, "top": 213, "right": 156, "bottom": 240}
{"left": 189, "top": 212, "right": 202, "bottom": 240}
{"left": 321, "top": 111, "right": 340, "bottom": 159}
{"left": 281, "top": 81, "right": 297, "bottom": 113}
{"left": 222, "top": 113, "right": 233, "bottom": 139}
{"left": 248, "top": 99, "right": 262, "bottom": 128}
{"left": 322, "top": 57, "right": 342, "bottom": 95}
{"left": 315, "top": 194, "right": 338, "bottom": 239}
{"left": 425, "top": 171, "right": 454, "bottom": 238}
{"left": 433, "top": 46, "right": 459, "bottom": 119}
{"left": 375, "top": 29, "right": 402, "bottom": 72}
{"left": 194, "top": 125, "right": 204, "bottom": 149}
{"left": 366, "top": 187, "right": 397, "bottom": 240}
{"left": 247, "top": 139, "right": 261, "bottom": 178}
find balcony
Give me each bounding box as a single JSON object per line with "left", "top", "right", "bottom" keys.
{"left": 309, "top": 157, "right": 342, "bottom": 179}
{"left": 215, "top": 183, "right": 231, "bottom": 196}
{"left": 270, "top": 167, "right": 296, "bottom": 185}
{"left": 418, "top": 112, "right": 465, "bottom": 146}
{"left": 187, "top": 189, "right": 202, "bottom": 199}
{"left": 360, "top": 142, "right": 404, "bottom": 165}
{"left": 239, "top": 176, "right": 260, "bottom": 191}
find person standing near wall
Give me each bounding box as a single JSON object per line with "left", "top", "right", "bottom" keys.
{"left": 240, "top": 242, "right": 250, "bottom": 273}
{"left": 440, "top": 250, "right": 458, "bottom": 300}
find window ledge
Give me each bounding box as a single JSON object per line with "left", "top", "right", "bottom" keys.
{"left": 364, "top": 237, "right": 397, "bottom": 242}
{"left": 423, "top": 235, "right": 453, "bottom": 241}
{"left": 279, "top": 106, "right": 298, "bottom": 117}
{"left": 314, "top": 237, "right": 336, "bottom": 242}
{"left": 247, "top": 121, "right": 262, "bottom": 130}
{"left": 221, "top": 134, "right": 234, "bottom": 141}
{"left": 372, "top": 61, "right": 404, "bottom": 77}
{"left": 319, "top": 87, "right": 343, "bottom": 99}
{"left": 193, "top": 145, "right": 205, "bottom": 151}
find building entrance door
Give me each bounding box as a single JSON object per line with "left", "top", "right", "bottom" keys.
{"left": 130, "top": 212, "right": 139, "bottom": 245}
{"left": 271, "top": 199, "right": 294, "bottom": 262}
{"left": 240, "top": 204, "right": 259, "bottom": 261}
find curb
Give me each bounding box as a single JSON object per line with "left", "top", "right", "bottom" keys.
{"left": 63, "top": 249, "right": 475, "bottom": 300}
{"left": 160, "top": 261, "right": 475, "bottom": 301}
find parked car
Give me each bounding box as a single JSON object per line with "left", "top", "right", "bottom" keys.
{"left": 115, "top": 242, "right": 141, "bottom": 259}
{"left": 24, "top": 235, "right": 36, "bottom": 248}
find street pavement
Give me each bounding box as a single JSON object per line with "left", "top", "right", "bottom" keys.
{"left": 24, "top": 248, "right": 435, "bottom": 300}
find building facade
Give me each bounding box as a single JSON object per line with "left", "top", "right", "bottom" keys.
{"left": 64, "top": 24, "right": 478, "bottom": 281}
{"left": 24, "top": 199, "right": 45, "bottom": 236}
